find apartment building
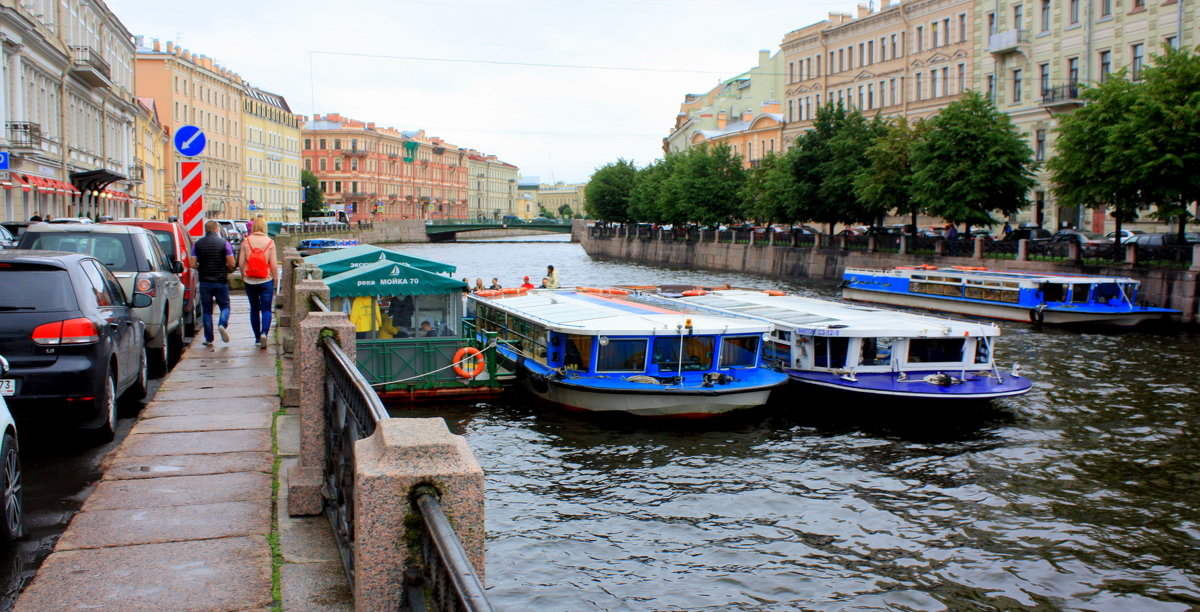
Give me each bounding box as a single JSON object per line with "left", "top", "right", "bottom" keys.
{"left": 781, "top": 0, "right": 974, "bottom": 146}
{"left": 243, "top": 86, "right": 301, "bottom": 222}
{"left": 302, "top": 114, "right": 469, "bottom": 221}
{"left": 536, "top": 182, "right": 587, "bottom": 218}
{"left": 1, "top": 0, "right": 139, "bottom": 221}
{"left": 134, "top": 38, "right": 245, "bottom": 219}
{"left": 978, "top": 0, "right": 1196, "bottom": 231}
{"left": 131, "top": 97, "right": 170, "bottom": 219}
{"left": 465, "top": 151, "right": 518, "bottom": 221}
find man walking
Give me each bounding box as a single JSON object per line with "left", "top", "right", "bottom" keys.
{"left": 190, "top": 219, "right": 235, "bottom": 346}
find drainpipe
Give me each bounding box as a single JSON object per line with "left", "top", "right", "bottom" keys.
{"left": 56, "top": 0, "right": 71, "bottom": 218}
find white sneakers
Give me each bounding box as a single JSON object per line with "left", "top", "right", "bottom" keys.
{"left": 218, "top": 326, "right": 230, "bottom": 343}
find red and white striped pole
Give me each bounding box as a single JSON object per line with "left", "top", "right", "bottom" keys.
{"left": 180, "top": 160, "right": 205, "bottom": 238}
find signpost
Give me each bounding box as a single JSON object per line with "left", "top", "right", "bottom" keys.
{"left": 174, "top": 126, "right": 206, "bottom": 237}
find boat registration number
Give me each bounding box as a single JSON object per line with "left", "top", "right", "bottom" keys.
{"left": 797, "top": 328, "right": 841, "bottom": 336}
{"left": 0, "top": 379, "right": 14, "bottom": 396}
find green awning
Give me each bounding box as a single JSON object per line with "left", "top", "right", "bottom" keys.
{"left": 323, "top": 260, "right": 468, "bottom": 298}
{"left": 304, "top": 244, "right": 456, "bottom": 276}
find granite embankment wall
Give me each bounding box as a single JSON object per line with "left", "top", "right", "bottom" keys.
{"left": 578, "top": 228, "right": 1200, "bottom": 323}
{"left": 273, "top": 220, "right": 430, "bottom": 253}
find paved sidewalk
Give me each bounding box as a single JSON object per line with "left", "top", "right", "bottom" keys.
{"left": 15, "top": 301, "right": 278, "bottom": 612}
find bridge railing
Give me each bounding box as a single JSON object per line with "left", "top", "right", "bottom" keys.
{"left": 282, "top": 264, "right": 490, "bottom": 611}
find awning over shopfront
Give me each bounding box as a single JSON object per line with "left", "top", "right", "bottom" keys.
{"left": 305, "top": 244, "right": 456, "bottom": 276}
{"left": 3, "top": 173, "right": 81, "bottom": 194}
{"left": 70, "top": 168, "right": 126, "bottom": 198}
{"left": 323, "top": 260, "right": 467, "bottom": 298}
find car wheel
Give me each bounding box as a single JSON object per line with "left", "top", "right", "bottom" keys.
{"left": 120, "top": 344, "right": 148, "bottom": 411}
{"left": 86, "top": 369, "right": 117, "bottom": 444}
{"left": 0, "top": 431, "right": 21, "bottom": 543}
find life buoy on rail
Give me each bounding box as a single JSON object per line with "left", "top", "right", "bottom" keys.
{"left": 1029, "top": 306, "right": 1045, "bottom": 325}
{"left": 604, "top": 288, "right": 629, "bottom": 296}
{"left": 476, "top": 290, "right": 500, "bottom": 298}
{"left": 916, "top": 264, "right": 938, "bottom": 270}
{"left": 953, "top": 265, "right": 989, "bottom": 271}
{"left": 576, "top": 287, "right": 601, "bottom": 294}
{"left": 681, "top": 289, "right": 707, "bottom": 297}
{"left": 763, "top": 290, "right": 786, "bottom": 296}
{"left": 502, "top": 287, "right": 521, "bottom": 295}
{"left": 452, "top": 347, "right": 486, "bottom": 378}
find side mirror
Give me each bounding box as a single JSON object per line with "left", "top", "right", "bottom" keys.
{"left": 172, "top": 260, "right": 185, "bottom": 274}
{"left": 130, "top": 293, "right": 153, "bottom": 308}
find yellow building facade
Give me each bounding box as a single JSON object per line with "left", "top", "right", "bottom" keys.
{"left": 131, "top": 97, "right": 171, "bottom": 219}
{"left": 243, "top": 86, "right": 301, "bottom": 222}
{"left": 536, "top": 182, "right": 587, "bottom": 218}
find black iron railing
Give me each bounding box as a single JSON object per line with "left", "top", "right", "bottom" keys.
{"left": 408, "top": 486, "right": 494, "bottom": 612}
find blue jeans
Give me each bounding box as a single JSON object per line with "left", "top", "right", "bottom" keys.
{"left": 244, "top": 280, "right": 275, "bottom": 341}
{"left": 199, "top": 282, "right": 231, "bottom": 343}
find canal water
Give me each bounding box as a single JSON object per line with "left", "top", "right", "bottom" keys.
{"left": 385, "top": 236, "right": 1200, "bottom": 611}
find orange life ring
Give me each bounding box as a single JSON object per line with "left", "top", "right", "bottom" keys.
{"left": 576, "top": 287, "right": 601, "bottom": 293}
{"left": 502, "top": 287, "right": 520, "bottom": 295}
{"left": 681, "top": 289, "right": 707, "bottom": 297}
{"left": 895, "top": 266, "right": 916, "bottom": 270}
{"left": 916, "top": 264, "right": 938, "bottom": 270}
{"left": 763, "top": 290, "right": 786, "bottom": 296}
{"left": 476, "top": 290, "right": 500, "bottom": 297}
{"left": 452, "top": 347, "right": 486, "bottom": 378}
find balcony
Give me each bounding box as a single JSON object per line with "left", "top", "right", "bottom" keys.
{"left": 128, "top": 162, "right": 145, "bottom": 183}
{"left": 988, "top": 29, "right": 1028, "bottom": 54}
{"left": 346, "top": 191, "right": 369, "bottom": 198}
{"left": 69, "top": 46, "right": 112, "bottom": 88}
{"left": 7, "top": 122, "right": 42, "bottom": 149}
{"left": 344, "top": 147, "right": 369, "bottom": 157}
{"left": 388, "top": 152, "right": 399, "bottom": 159}
{"left": 1041, "top": 84, "right": 1082, "bottom": 109}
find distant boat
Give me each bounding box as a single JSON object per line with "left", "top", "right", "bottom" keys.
{"left": 297, "top": 238, "right": 357, "bottom": 256}
{"left": 842, "top": 266, "right": 1178, "bottom": 327}
{"left": 657, "top": 289, "right": 1031, "bottom": 402}
{"left": 467, "top": 288, "right": 789, "bottom": 417}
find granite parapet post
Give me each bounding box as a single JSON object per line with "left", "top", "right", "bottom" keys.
{"left": 287, "top": 272, "right": 326, "bottom": 355}
{"left": 353, "top": 418, "right": 486, "bottom": 610}
{"left": 279, "top": 248, "right": 303, "bottom": 328}
{"left": 288, "top": 310, "right": 355, "bottom": 516}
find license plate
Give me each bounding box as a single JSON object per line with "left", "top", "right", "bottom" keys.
{"left": 0, "top": 379, "right": 13, "bottom": 396}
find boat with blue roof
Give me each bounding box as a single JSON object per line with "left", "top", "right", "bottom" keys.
{"left": 842, "top": 266, "right": 1178, "bottom": 327}
{"left": 655, "top": 289, "right": 1031, "bottom": 402}
{"left": 467, "top": 287, "right": 789, "bottom": 417}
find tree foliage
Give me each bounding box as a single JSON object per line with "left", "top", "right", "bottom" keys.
{"left": 1132, "top": 45, "right": 1200, "bottom": 234}
{"left": 584, "top": 159, "right": 638, "bottom": 221}
{"left": 855, "top": 117, "right": 927, "bottom": 229}
{"left": 300, "top": 170, "right": 325, "bottom": 220}
{"left": 739, "top": 152, "right": 790, "bottom": 226}
{"left": 660, "top": 144, "right": 746, "bottom": 226}
{"left": 911, "top": 90, "right": 1035, "bottom": 228}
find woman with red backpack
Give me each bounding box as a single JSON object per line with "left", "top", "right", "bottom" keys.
{"left": 238, "top": 216, "right": 278, "bottom": 349}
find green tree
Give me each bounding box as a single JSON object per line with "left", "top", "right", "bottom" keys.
{"left": 739, "top": 152, "right": 790, "bottom": 226}
{"left": 628, "top": 157, "right": 675, "bottom": 224}
{"left": 1048, "top": 74, "right": 1147, "bottom": 247}
{"left": 855, "top": 117, "right": 927, "bottom": 230}
{"left": 661, "top": 144, "right": 746, "bottom": 226}
{"left": 300, "top": 170, "right": 325, "bottom": 220}
{"left": 537, "top": 205, "right": 556, "bottom": 219}
{"left": 584, "top": 159, "right": 638, "bottom": 222}
{"left": 557, "top": 204, "right": 574, "bottom": 218}
{"left": 911, "top": 90, "right": 1035, "bottom": 230}
{"left": 782, "top": 104, "right": 883, "bottom": 234}
{"left": 1133, "top": 45, "right": 1200, "bottom": 238}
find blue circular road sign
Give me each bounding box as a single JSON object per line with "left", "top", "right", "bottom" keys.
{"left": 174, "top": 125, "right": 207, "bottom": 157}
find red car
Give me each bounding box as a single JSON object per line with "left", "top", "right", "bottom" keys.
{"left": 104, "top": 219, "right": 200, "bottom": 331}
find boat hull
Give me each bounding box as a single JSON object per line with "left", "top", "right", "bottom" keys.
{"left": 523, "top": 377, "right": 777, "bottom": 417}
{"left": 843, "top": 287, "right": 1167, "bottom": 327}
{"left": 785, "top": 369, "right": 1032, "bottom": 400}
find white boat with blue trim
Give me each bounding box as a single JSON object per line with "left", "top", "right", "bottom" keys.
{"left": 655, "top": 289, "right": 1031, "bottom": 402}
{"left": 467, "top": 288, "right": 789, "bottom": 417}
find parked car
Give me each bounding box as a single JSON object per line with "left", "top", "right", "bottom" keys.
{"left": 0, "top": 354, "right": 23, "bottom": 543}
{"left": 1, "top": 222, "right": 32, "bottom": 242}
{"left": 16, "top": 224, "right": 186, "bottom": 377}
{"left": 529, "top": 216, "right": 553, "bottom": 223}
{"left": 1051, "top": 229, "right": 1110, "bottom": 253}
{"left": 0, "top": 225, "right": 16, "bottom": 249}
{"left": 0, "top": 250, "right": 152, "bottom": 442}
{"left": 45, "top": 217, "right": 94, "bottom": 224}
{"left": 1105, "top": 229, "right": 1145, "bottom": 244}
{"left": 1003, "top": 226, "right": 1053, "bottom": 241}
{"left": 1129, "top": 232, "right": 1200, "bottom": 247}
{"left": 104, "top": 219, "right": 200, "bottom": 332}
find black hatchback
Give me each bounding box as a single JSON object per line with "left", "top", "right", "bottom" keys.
{"left": 0, "top": 251, "right": 152, "bottom": 442}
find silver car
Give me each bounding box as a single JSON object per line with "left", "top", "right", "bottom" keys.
{"left": 16, "top": 224, "right": 185, "bottom": 377}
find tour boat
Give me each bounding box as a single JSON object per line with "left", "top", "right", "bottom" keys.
{"left": 467, "top": 288, "right": 789, "bottom": 417}
{"left": 655, "top": 289, "right": 1031, "bottom": 402}
{"left": 842, "top": 266, "right": 1178, "bottom": 327}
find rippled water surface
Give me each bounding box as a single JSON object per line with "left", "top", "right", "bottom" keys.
{"left": 385, "top": 237, "right": 1200, "bottom": 611}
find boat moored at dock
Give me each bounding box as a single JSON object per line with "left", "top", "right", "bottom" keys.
{"left": 656, "top": 289, "right": 1032, "bottom": 402}
{"left": 467, "top": 288, "right": 789, "bottom": 417}
{"left": 842, "top": 266, "right": 1178, "bottom": 327}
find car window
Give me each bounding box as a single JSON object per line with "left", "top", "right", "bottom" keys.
{"left": 94, "top": 259, "right": 130, "bottom": 303}
{"left": 26, "top": 232, "right": 136, "bottom": 271}
{"left": 0, "top": 264, "right": 78, "bottom": 311}
{"left": 0, "top": 225, "right": 12, "bottom": 241}
{"left": 149, "top": 229, "right": 177, "bottom": 259}
{"left": 80, "top": 259, "right": 123, "bottom": 307}
{"left": 139, "top": 233, "right": 171, "bottom": 271}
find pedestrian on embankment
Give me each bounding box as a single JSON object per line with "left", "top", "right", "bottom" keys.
{"left": 238, "top": 217, "right": 278, "bottom": 349}
{"left": 191, "top": 219, "right": 236, "bottom": 346}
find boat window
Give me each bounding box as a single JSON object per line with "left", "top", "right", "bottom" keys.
{"left": 1094, "top": 283, "right": 1122, "bottom": 303}
{"left": 909, "top": 279, "right": 963, "bottom": 297}
{"left": 907, "top": 338, "right": 964, "bottom": 363}
{"left": 1041, "top": 283, "right": 1066, "bottom": 302}
{"left": 596, "top": 338, "right": 648, "bottom": 372}
{"left": 719, "top": 336, "right": 759, "bottom": 368}
{"left": 1070, "top": 284, "right": 1091, "bottom": 303}
{"left": 964, "top": 286, "right": 1020, "bottom": 303}
{"left": 813, "top": 336, "right": 849, "bottom": 369}
{"left": 974, "top": 338, "right": 991, "bottom": 364}
{"left": 764, "top": 340, "right": 791, "bottom": 367}
{"left": 772, "top": 329, "right": 791, "bottom": 342}
{"left": 859, "top": 337, "right": 893, "bottom": 366}
{"left": 563, "top": 335, "right": 593, "bottom": 371}
{"left": 652, "top": 336, "right": 714, "bottom": 372}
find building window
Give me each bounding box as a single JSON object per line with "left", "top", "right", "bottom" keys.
{"left": 351, "top": 159, "right": 358, "bottom": 171}
{"left": 1101, "top": 0, "right": 1112, "bottom": 17}
{"left": 319, "top": 138, "right": 326, "bottom": 149}
{"left": 1013, "top": 5, "right": 1023, "bottom": 31}
{"left": 931, "top": 70, "right": 939, "bottom": 97}
{"left": 789, "top": 62, "right": 795, "bottom": 83}
{"left": 1035, "top": 129, "right": 1046, "bottom": 162}
{"left": 1166, "top": 35, "right": 1178, "bottom": 49}
{"left": 890, "top": 78, "right": 897, "bottom": 105}
{"left": 858, "top": 43, "right": 865, "bottom": 67}
{"left": 891, "top": 34, "right": 898, "bottom": 58}
{"left": 1013, "top": 69, "right": 1023, "bottom": 103}
{"left": 304, "top": 159, "right": 311, "bottom": 171}
{"left": 1132, "top": 43, "right": 1144, "bottom": 80}
{"left": 1133, "top": 0, "right": 1144, "bottom": 8}
{"left": 1099, "top": 50, "right": 1112, "bottom": 82}
{"left": 788, "top": 99, "right": 795, "bottom": 121}
{"left": 916, "top": 26, "right": 924, "bottom": 51}
{"left": 848, "top": 46, "right": 854, "bottom": 69}
{"left": 987, "top": 74, "right": 995, "bottom": 101}
{"left": 1041, "top": 0, "right": 1051, "bottom": 31}
{"left": 1068, "top": 56, "right": 1079, "bottom": 87}
{"left": 319, "top": 158, "right": 327, "bottom": 171}
{"left": 916, "top": 72, "right": 923, "bottom": 100}
{"left": 931, "top": 22, "right": 939, "bottom": 47}
{"left": 943, "top": 18, "right": 951, "bottom": 43}
{"left": 868, "top": 40, "right": 874, "bottom": 64}
{"left": 987, "top": 12, "right": 996, "bottom": 34}
{"left": 838, "top": 49, "right": 844, "bottom": 72}
{"left": 959, "top": 13, "right": 967, "bottom": 42}
{"left": 957, "top": 63, "right": 965, "bottom": 93}
{"left": 1039, "top": 63, "right": 1050, "bottom": 97}
{"left": 333, "top": 139, "right": 341, "bottom": 150}
{"left": 1069, "top": 0, "right": 1080, "bottom": 24}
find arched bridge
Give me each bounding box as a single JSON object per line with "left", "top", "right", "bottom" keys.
{"left": 424, "top": 219, "right": 574, "bottom": 241}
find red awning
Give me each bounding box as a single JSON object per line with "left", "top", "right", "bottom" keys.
{"left": 11, "top": 174, "right": 32, "bottom": 191}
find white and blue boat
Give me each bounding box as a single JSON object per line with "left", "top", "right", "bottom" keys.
{"left": 467, "top": 288, "right": 789, "bottom": 417}
{"left": 656, "top": 289, "right": 1031, "bottom": 402}
{"left": 842, "top": 266, "right": 1178, "bottom": 327}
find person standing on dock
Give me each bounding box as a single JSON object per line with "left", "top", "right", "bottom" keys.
{"left": 546, "top": 265, "right": 559, "bottom": 289}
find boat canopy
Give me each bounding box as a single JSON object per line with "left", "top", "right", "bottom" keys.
{"left": 304, "top": 244, "right": 456, "bottom": 276}
{"left": 673, "top": 290, "right": 1000, "bottom": 337}
{"left": 323, "top": 260, "right": 468, "bottom": 298}
{"left": 470, "top": 290, "right": 772, "bottom": 336}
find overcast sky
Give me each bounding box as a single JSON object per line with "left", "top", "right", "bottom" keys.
{"left": 108, "top": 0, "right": 843, "bottom": 183}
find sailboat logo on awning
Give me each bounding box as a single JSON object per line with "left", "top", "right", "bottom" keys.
{"left": 379, "top": 252, "right": 389, "bottom": 261}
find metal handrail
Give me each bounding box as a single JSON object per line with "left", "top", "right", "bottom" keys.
{"left": 311, "top": 294, "right": 329, "bottom": 312}
{"left": 413, "top": 488, "right": 494, "bottom": 612}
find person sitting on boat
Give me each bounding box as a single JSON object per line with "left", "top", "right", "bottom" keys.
{"left": 420, "top": 320, "right": 436, "bottom": 337}
{"left": 461, "top": 278, "right": 471, "bottom": 295}
{"left": 520, "top": 276, "right": 536, "bottom": 291}
{"left": 540, "top": 277, "right": 549, "bottom": 288}
{"left": 546, "top": 265, "right": 560, "bottom": 289}
{"left": 473, "top": 278, "right": 486, "bottom": 293}
{"left": 489, "top": 277, "right": 503, "bottom": 290}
